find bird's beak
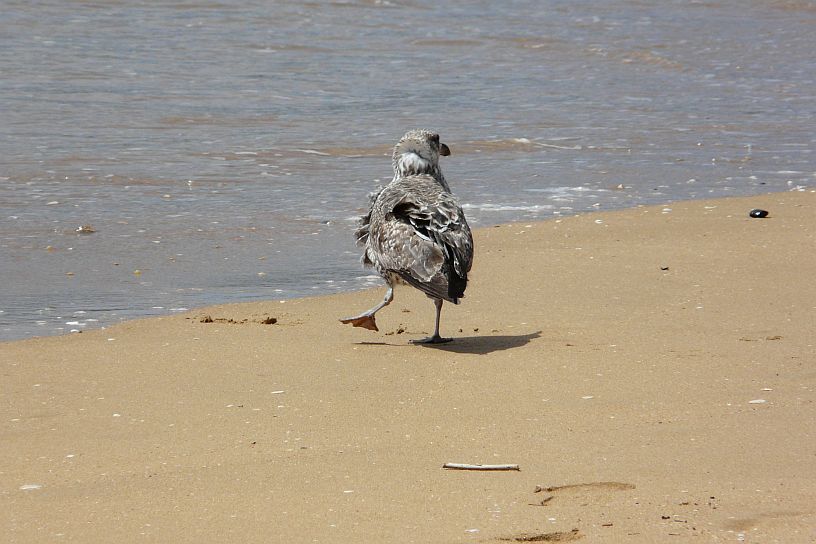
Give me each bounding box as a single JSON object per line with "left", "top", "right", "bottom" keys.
{"left": 439, "top": 143, "right": 451, "bottom": 156}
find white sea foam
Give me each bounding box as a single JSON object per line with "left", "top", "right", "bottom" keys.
{"left": 524, "top": 186, "right": 599, "bottom": 193}
{"left": 462, "top": 203, "right": 554, "bottom": 212}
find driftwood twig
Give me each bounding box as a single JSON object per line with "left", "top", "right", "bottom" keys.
{"left": 443, "top": 463, "right": 520, "bottom": 471}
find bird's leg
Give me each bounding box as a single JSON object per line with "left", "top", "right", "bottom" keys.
{"left": 339, "top": 285, "right": 393, "bottom": 332}
{"left": 411, "top": 298, "right": 452, "bottom": 344}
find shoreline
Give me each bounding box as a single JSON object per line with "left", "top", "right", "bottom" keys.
{"left": 2, "top": 191, "right": 815, "bottom": 543}
{"left": 3, "top": 187, "right": 812, "bottom": 345}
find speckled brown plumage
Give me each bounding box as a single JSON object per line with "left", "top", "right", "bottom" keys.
{"left": 340, "top": 130, "right": 473, "bottom": 343}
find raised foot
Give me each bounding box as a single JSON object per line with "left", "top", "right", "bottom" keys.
{"left": 410, "top": 335, "right": 453, "bottom": 345}
{"left": 339, "top": 314, "right": 379, "bottom": 331}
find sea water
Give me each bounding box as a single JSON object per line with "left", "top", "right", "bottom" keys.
{"left": 1, "top": 0, "right": 813, "bottom": 340}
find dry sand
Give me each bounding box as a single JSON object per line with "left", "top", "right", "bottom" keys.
{"left": 2, "top": 192, "right": 815, "bottom": 543}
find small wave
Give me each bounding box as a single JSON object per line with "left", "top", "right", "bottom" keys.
{"left": 462, "top": 203, "right": 554, "bottom": 212}
{"left": 411, "top": 38, "right": 484, "bottom": 47}
{"left": 524, "top": 186, "right": 602, "bottom": 194}
{"left": 267, "top": 145, "right": 388, "bottom": 158}
{"left": 456, "top": 138, "right": 582, "bottom": 154}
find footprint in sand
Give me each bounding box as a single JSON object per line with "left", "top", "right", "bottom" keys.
{"left": 499, "top": 528, "right": 583, "bottom": 542}
{"left": 530, "top": 481, "right": 636, "bottom": 506}
{"left": 503, "top": 483, "right": 634, "bottom": 542}
{"left": 535, "top": 482, "right": 635, "bottom": 494}
{"left": 722, "top": 510, "right": 809, "bottom": 532}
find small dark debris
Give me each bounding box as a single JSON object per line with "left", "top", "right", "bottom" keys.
{"left": 660, "top": 266, "right": 670, "bottom": 271}
{"left": 529, "top": 495, "right": 554, "bottom": 506}
{"left": 749, "top": 208, "right": 769, "bottom": 218}
{"left": 200, "top": 315, "right": 214, "bottom": 323}
{"left": 661, "top": 515, "right": 671, "bottom": 520}
{"left": 259, "top": 317, "right": 277, "bottom": 325}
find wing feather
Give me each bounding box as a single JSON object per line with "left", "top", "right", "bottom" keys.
{"left": 366, "top": 175, "right": 473, "bottom": 302}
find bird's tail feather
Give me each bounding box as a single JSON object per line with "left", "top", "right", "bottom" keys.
{"left": 447, "top": 269, "right": 467, "bottom": 301}
{"left": 397, "top": 271, "right": 465, "bottom": 304}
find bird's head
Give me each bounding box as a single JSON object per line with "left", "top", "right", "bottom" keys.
{"left": 392, "top": 129, "right": 451, "bottom": 178}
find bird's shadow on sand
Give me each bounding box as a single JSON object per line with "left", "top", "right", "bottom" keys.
{"left": 419, "top": 331, "right": 541, "bottom": 354}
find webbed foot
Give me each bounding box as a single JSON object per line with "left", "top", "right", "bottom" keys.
{"left": 339, "top": 314, "right": 379, "bottom": 331}
{"left": 410, "top": 335, "right": 452, "bottom": 344}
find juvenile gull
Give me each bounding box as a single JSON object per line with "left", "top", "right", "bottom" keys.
{"left": 340, "top": 130, "right": 473, "bottom": 343}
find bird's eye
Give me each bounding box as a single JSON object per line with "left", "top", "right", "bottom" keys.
{"left": 431, "top": 134, "right": 439, "bottom": 144}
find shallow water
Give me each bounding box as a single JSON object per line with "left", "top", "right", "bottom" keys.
{"left": 1, "top": 0, "right": 814, "bottom": 341}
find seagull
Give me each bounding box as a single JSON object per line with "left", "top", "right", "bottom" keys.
{"left": 340, "top": 129, "right": 473, "bottom": 343}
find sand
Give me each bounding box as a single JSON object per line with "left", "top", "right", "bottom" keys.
{"left": 2, "top": 192, "right": 815, "bottom": 543}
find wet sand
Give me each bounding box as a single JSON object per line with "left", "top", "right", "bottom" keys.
{"left": 2, "top": 192, "right": 815, "bottom": 543}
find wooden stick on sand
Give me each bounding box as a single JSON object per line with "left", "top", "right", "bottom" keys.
{"left": 443, "top": 463, "right": 520, "bottom": 471}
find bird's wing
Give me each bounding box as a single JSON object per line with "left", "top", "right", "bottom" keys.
{"left": 354, "top": 186, "right": 383, "bottom": 267}
{"left": 371, "top": 180, "right": 473, "bottom": 301}
{"left": 392, "top": 191, "right": 473, "bottom": 279}
{"left": 371, "top": 215, "right": 445, "bottom": 284}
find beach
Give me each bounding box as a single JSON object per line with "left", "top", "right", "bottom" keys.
{"left": 2, "top": 191, "right": 815, "bottom": 543}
